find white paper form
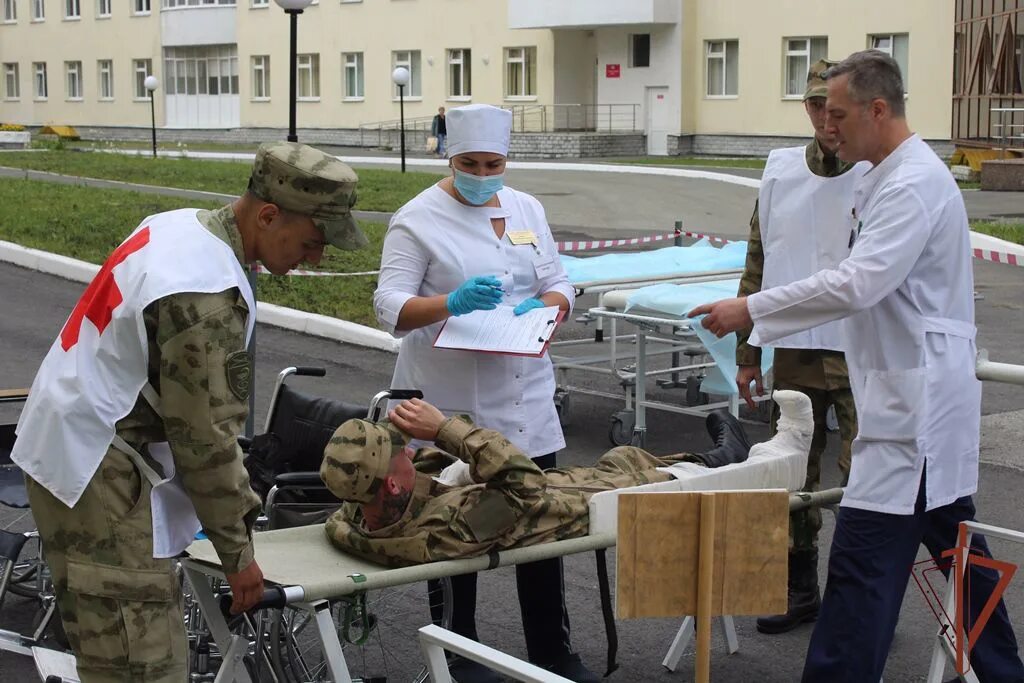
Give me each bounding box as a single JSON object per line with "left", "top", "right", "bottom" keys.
{"left": 434, "top": 305, "right": 561, "bottom": 355}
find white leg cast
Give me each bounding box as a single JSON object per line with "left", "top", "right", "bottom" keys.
{"left": 748, "top": 389, "right": 813, "bottom": 461}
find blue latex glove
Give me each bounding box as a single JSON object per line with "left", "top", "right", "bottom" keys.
{"left": 446, "top": 275, "right": 504, "bottom": 316}
{"left": 513, "top": 297, "right": 546, "bottom": 316}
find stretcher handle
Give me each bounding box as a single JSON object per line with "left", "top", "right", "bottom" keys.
{"left": 218, "top": 585, "right": 299, "bottom": 617}
{"left": 293, "top": 366, "right": 327, "bottom": 377}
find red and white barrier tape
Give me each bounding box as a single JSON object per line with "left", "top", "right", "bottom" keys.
{"left": 251, "top": 235, "right": 1022, "bottom": 275}
{"left": 555, "top": 229, "right": 731, "bottom": 253}
{"left": 973, "top": 248, "right": 1021, "bottom": 267}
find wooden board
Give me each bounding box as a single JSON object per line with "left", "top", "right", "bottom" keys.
{"left": 0, "top": 389, "right": 28, "bottom": 403}
{"left": 616, "top": 490, "right": 788, "bottom": 619}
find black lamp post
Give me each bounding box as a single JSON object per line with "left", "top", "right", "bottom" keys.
{"left": 275, "top": 0, "right": 314, "bottom": 142}
{"left": 144, "top": 75, "right": 159, "bottom": 158}
{"left": 392, "top": 66, "right": 410, "bottom": 173}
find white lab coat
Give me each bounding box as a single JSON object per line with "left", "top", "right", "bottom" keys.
{"left": 749, "top": 135, "right": 980, "bottom": 514}
{"left": 374, "top": 184, "right": 575, "bottom": 458}
{"left": 759, "top": 145, "right": 869, "bottom": 351}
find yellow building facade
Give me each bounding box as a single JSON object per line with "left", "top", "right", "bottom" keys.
{"left": 0, "top": 0, "right": 956, "bottom": 155}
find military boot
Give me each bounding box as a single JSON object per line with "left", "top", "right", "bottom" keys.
{"left": 756, "top": 548, "right": 821, "bottom": 634}
{"left": 695, "top": 410, "right": 752, "bottom": 468}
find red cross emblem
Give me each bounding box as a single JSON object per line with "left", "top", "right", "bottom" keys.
{"left": 60, "top": 227, "right": 151, "bottom": 351}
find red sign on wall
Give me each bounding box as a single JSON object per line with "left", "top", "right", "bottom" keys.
{"left": 606, "top": 64, "right": 621, "bottom": 78}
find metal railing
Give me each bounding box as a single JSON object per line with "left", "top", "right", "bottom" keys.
{"left": 358, "top": 115, "right": 435, "bottom": 148}
{"left": 502, "top": 103, "right": 640, "bottom": 133}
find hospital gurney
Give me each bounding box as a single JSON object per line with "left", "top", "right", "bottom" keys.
{"left": 551, "top": 242, "right": 747, "bottom": 440}
{"left": 577, "top": 279, "right": 773, "bottom": 448}
{"left": 182, "top": 392, "right": 817, "bottom": 683}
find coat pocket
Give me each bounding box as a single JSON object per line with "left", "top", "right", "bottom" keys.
{"left": 856, "top": 367, "right": 927, "bottom": 442}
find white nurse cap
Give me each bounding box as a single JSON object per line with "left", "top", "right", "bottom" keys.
{"left": 446, "top": 104, "right": 512, "bottom": 157}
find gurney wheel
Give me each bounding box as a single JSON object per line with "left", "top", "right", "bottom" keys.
{"left": 685, "top": 376, "right": 707, "bottom": 406}
{"left": 554, "top": 389, "right": 571, "bottom": 427}
{"left": 609, "top": 410, "right": 635, "bottom": 446}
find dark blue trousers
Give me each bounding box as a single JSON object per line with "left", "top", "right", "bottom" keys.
{"left": 803, "top": 476, "right": 1024, "bottom": 682}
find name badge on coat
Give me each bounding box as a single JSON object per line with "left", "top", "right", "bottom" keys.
{"left": 533, "top": 253, "right": 556, "bottom": 278}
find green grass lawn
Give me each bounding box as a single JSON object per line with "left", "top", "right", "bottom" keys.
{"left": 970, "top": 221, "right": 1024, "bottom": 245}
{"left": 0, "top": 178, "right": 387, "bottom": 327}
{"left": 0, "top": 150, "right": 443, "bottom": 213}
{"left": 610, "top": 156, "right": 767, "bottom": 169}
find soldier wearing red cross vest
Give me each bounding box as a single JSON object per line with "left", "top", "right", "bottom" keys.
{"left": 13, "top": 142, "right": 366, "bottom": 683}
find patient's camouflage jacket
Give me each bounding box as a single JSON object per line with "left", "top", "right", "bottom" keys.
{"left": 325, "top": 416, "right": 694, "bottom": 567}
{"left": 114, "top": 205, "right": 262, "bottom": 574}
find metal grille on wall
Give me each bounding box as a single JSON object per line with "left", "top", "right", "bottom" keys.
{"left": 953, "top": 0, "right": 1024, "bottom": 152}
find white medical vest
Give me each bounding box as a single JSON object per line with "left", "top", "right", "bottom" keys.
{"left": 758, "top": 146, "right": 868, "bottom": 351}
{"left": 13, "top": 209, "right": 255, "bottom": 556}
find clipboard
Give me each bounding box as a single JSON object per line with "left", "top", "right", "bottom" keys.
{"left": 433, "top": 306, "right": 566, "bottom": 357}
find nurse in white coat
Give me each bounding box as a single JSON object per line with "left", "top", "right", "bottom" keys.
{"left": 373, "top": 104, "right": 597, "bottom": 683}
{"left": 689, "top": 51, "right": 1023, "bottom": 682}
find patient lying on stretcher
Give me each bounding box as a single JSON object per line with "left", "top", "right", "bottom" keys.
{"left": 320, "top": 392, "right": 813, "bottom": 567}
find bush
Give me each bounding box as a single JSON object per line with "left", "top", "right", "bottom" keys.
{"left": 0, "top": 123, "right": 26, "bottom": 132}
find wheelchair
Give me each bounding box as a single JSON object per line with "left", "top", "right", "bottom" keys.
{"left": 184, "top": 366, "right": 453, "bottom": 683}
{"left": 0, "top": 389, "right": 69, "bottom": 673}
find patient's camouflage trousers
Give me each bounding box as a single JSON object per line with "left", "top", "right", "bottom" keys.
{"left": 26, "top": 446, "right": 187, "bottom": 683}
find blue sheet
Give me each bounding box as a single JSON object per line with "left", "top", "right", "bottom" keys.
{"left": 624, "top": 280, "right": 773, "bottom": 396}
{"left": 561, "top": 240, "right": 747, "bottom": 285}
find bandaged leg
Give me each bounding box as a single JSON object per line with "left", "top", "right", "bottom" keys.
{"left": 749, "top": 389, "right": 813, "bottom": 461}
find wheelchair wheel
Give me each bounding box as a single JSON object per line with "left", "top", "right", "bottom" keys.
{"left": 270, "top": 577, "right": 452, "bottom": 683}
{"left": 7, "top": 532, "right": 44, "bottom": 599}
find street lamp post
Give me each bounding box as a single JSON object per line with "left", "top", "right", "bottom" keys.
{"left": 144, "top": 75, "right": 159, "bottom": 159}
{"left": 275, "top": 0, "right": 314, "bottom": 143}
{"left": 391, "top": 66, "right": 410, "bottom": 173}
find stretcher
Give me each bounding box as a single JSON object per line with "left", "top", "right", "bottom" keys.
{"left": 551, "top": 243, "right": 747, "bottom": 444}
{"left": 181, "top": 400, "right": 814, "bottom": 683}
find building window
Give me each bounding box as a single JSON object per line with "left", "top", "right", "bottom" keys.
{"left": 504, "top": 46, "right": 536, "bottom": 98}
{"left": 296, "top": 52, "right": 319, "bottom": 99}
{"left": 251, "top": 0, "right": 267, "bottom": 6}
{"left": 31, "top": 0, "right": 42, "bottom": 20}
{"left": 162, "top": 0, "right": 236, "bottom": 7}
{"left": 784, "top": 37, "right": 827, "bottom": 98}
{"left": 164, "top": 46, "right": 238, "bottom": 95}
{"left": 447, "top": 48, "right": 470, "bottom": 98}
{"left": 869, "top": 34, "right": 909, "bottom": 92}
{"left": 343, "top": 51, "right": 363, "bottom": 99}
{"left": 64, "top": 0, "right": 78, "bottom": 18}
{"left": 3, "top": 0, "right": 16, "bottom": 21}
{"left": 65, "top": 60, "right": 82, "bottom": 99}
{"left": 629, "top": 34, "right": 650, "bottom": 68}
{"left": 392, "top": 50, "right": 421, "bottom": 97}
{"left": 706, "top": 40, "right": 738, "bottom": 97}
{"left": 251, "top": 54, "right": 269, "bottom": 99}
{"left": 133, "top": 0, "right": 149, "bottom": 12}
{"left": 98, "top": 59, "right": 113, "bottom": 99}
{"left": 33, "top": 61, "right": 46, "bottom": 98}
{"left": 133, "top": 58, "right": 151, "bottom": 98}
{"left": 4, "top": 63, "right": 19, "bottom": 99}
{"left": 97, "top": 0, "right": 110, "bottom": 16}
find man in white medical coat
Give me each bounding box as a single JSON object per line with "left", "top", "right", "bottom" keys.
{"left": 689, "top": 50, "right": 1023, "bottom": 682}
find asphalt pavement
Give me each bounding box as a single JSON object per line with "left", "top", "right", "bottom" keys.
{"left": 0, "top": 156, "right": 1023, "bottom": 681}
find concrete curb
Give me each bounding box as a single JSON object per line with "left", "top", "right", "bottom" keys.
{"left": 0, "top": 239, "right": 401, "bottom": 354}
{"left": 102, "top": 148, "right": 764, "bottom": 189}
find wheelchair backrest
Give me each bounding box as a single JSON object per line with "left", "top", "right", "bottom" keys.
{"left": 264, "top": 384, "right": 367, "bottom": 473}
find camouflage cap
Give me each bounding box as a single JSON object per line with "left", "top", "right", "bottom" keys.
{"left": 320, "top": 419, "right": 409, "bottom": 503}
{"left": 248, "top": 141, "right": 368, "bottom": 250}
{"left": 804, "top": 59, "right": 839, "bottom": 101}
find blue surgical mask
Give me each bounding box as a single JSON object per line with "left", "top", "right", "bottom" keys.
{"left": 453, "top": 167, "right": 505, "bottom": 206}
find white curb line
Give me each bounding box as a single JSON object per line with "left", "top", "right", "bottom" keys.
{"left": 0, "top": 240, "right": 401, "bottom": 354}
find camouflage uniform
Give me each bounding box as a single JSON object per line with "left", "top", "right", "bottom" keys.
{"left": 25, "top": 142, "right": 365, "bottom": 682}
{"left": 736, "top": 141, "right": 858, "bottom": 553}
{"left": 322, "top": 416, "right": 698, "bottom": 567}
